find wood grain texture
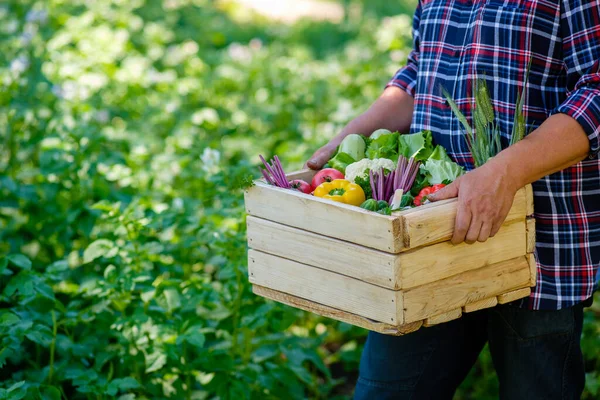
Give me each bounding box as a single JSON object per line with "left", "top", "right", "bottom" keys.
{"left": 253, "top": 285, "right": 422, "bottom": 336}
{"left": 399, "top": 186, "right": 528, "bottom": 251}
{"left": 463, "top": 297, "right": 498, "bottom": 313}
{"left": 248, "top": 249, "right": 402, "bottom": 324}
{"left": 525, "top": 184, "right": 534, "bottom": 217}
{"left": 403, "top": 256, "right": 531, "bottom": 323}
{"left": 246, "top": 216, "right": 399, "bottom": 289}
{"left": 245, "top": 182, "right": 402, "bottom": 253}
{"left": 423, "top": 308, "right": 462, "bottom": 327}
{"left": 526, "top": 217, "right": 536, "bottom": 254}
{"left": 399, "top": 220, "right": 526, "bottom": 289}
{"left": 285, "top": 169, "right": 318, "bottom": 183}
{"left": 528, "top": 252, "right": 538, "bottom": 287}
{"left": 498, "top": 287, "right": 531, "bottom": 304}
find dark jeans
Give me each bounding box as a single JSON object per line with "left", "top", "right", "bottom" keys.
{"left": 354, "top": 300, "right": 591, "bottom": 400}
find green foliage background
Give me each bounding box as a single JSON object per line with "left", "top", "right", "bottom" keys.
{"left": 0, "top": 0, "right": 598, "bottom": 399}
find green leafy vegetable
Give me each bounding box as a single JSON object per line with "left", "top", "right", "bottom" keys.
{"left": 354, "top": 174, "right": 373, "bottom": 199}
{"left": 428, "top": 145, "right": 453, "bottom": 162}
{"left": 366, "top": 132, "right": 399, "bottom": 161}
{"left": 398, "top": 130, "right": 433, "bottom": 161}
{"left": 420, "top": 159, "right": 464, "bottom": 185}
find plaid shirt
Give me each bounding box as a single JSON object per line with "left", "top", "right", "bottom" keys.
{"left": 388, "top": 0, "right": 600, "bottom": 310}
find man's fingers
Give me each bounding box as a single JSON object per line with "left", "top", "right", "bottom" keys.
{"left": 465, "top": 218, "right": 482, "bottom": 244}
{"left": 477, "top": 222, "right": 493, "bottom": 243}
{"left": 452, "top": 206, "right": 472, "bottom": 244}
{"left": 429, "top": 181, "right": 459, "bottom": 201}
{"left": 306, "top": 147, "right": 335, "bottom": 170}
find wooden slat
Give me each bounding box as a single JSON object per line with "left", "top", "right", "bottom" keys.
{"left": 498, "top": 287, "right": 531, "bottom": 304}
{"left": 245, "top": 182, "right": 402, "bottom": 253}
{"left": 253, "top": 285, "right": 422, "bottom": 336}
{"left": 528, "top": 252, "right": 537, "bottom": 286}
{"left": 526, "top": 217, "right": 536, "bottom": 253}
{"left": 247, "top": 216, "right": 399, "bottom": 289}
{"left": 403, "top": 256, "right": 531, "bottom": 323}
{"left": 248, "top": 249, "right": 402, "bottom": 324}
{"left": 463, "top": 297, "right": 498, "bottom": 313}
{"left": 525, "top": 184, "right": 534, "bottom": 217}
{"left": 423, "top": 309, "right": 462, "bottom": 327}
{"left": 399, "top": 186, "right": 528, "bottom": 250}
{"left": 399, "top": 220, "right": 526, "bottom": 289}
{"left": 285, "top": 169, "right": 317, "bottom": 183}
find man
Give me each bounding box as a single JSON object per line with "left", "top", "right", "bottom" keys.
{"left": 307, "top": 1, "right": 599, "bottom": 399}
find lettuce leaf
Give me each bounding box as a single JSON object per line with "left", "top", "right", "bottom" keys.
{"left": 420, "top": 159, "right": 464, "bottom": 185}
{"left": 328, "top": 152, "right": 356, "bottom": 174}
{"left": 428, "top": 145, "right": 453, "bottom": 162}
{"left": 398, "top": 130, "right": 433, "bottom": 161}
{"left": 366, "top": 132, "right": 399, "bottom": 161}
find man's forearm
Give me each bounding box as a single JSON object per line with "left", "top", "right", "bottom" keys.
{"left": 329, "top": 86, "right": 414, "bottom": 148}
{"left": 490, "top": 113, "right": 590, "bottom": 189}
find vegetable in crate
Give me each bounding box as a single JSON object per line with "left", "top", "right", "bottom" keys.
{"left": 329, "top": 134, "right": 367, "bottom": 173}
{"left": 345, "top": 158, "right": 396, "bottom": 198}
{"left": 359, "top": 199, "right": 391, "bottom": 214}
{"left": 259, "top": 155, "right": 290, "bottom": 189}
{"left": 370, "top": 128, "right": 392, "bottom": 140}
{"left": 398, "top": 130, "right": 434, "bottom": 161}
{"left": 366, "top": 131, "right": 399, "bottom": 160}
{"left": 314, "top": 179, "right": 366, "bottom": 206}
{"left": 290, "top": 179, "right": 312, "bottom": 194}
{"left": 311, "top": 168, "right": 344, "bottom": 190}
{"left": 420, "top": 145, "right": 464, "bottom": 185}
{"left": 414, "top": 184, "right": 447, "bottom": 206}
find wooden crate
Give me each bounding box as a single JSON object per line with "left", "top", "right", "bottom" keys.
{"left": 245, "top": 169, "right": 536, "bottom": 335}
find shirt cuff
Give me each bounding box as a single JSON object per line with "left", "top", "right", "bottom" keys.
{"left": 385, "top": 64, "right": 418, "bottom": 98}
{"left": 553, "top": 87, "right": 600, "bottom": 158}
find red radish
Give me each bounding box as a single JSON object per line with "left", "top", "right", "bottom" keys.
{"left": 311, "top": 168, "right": 344, "bottom": 190}
{"left": 290, "top": 179, "right": 312, "bottom": 194}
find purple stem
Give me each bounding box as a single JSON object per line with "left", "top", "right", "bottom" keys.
{"left": 385, "top": 171, "right": 394, "bottom": 200}
{"left": 260, "top": 168, "right": 275, "bottom": 185}
{"left": 370, "top": 169, "right": 377, "bottom": 200}
{"left": 378, "top": 169, "right": 384, "bottom": 201}
{"left": 273, "top": 156, "right": 290, "bottom": 188}
{"left": 260, "top": 155, "right": 280, "bottom": 185}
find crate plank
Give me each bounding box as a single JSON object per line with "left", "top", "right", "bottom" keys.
{"left": 423, "top": 309, "right": 462, "bottom": 327}
{"left": 498, "top": 287, "right": 531, "bottom": 304}
{"left": 245, "top": 182, "right": 402, "bottom": 253}
{"left": 525, "top": 184, "right": 534, "bottom": 217}
{"left": 253, "top": 285, "right": 422, "bottom": 336}
{"left": 399, "top": 186, "right": 528, "bottom": 250}
{"left": 526, "top": 217, "right": 536, "bottom": 253}
{"left": 528, "top": 253, "right": 537, "bottom": 286}
{"left": 399, "top": 220, "right": 526, "bottom": 289}
{"left": 463, "top": 297, "right": 498, "bottom": 313}
{"left": 247, "top": 216, "right": 399, "bottom": 289}
{"left": 403, "top": 256, "right": 531, "bottom": 323}
{"left": 285, "top": 169, "right": 317, "bottom": 183}
{"left": 248, "top": 249, "right": 403, "bottom": 324}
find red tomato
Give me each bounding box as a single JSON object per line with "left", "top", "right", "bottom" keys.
{"left": 311, "top": 168, "right": 344, "bottom": 190}
{"left": 290, "top": 179, "right": 312, "bottom": 194}
{"left": 414, "top": 183, "right": 446, "bottom": 206}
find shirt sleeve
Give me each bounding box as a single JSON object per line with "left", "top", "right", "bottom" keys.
{"left": 553, "top": 0, "right": 600, "bottom": 158}
{"left": 385, "top": 1, "right": 422, "bottom": 97}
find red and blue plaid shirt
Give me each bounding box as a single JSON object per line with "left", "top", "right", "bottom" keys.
{"left": 388, "top": 0, "right": 600, "bottom": 310}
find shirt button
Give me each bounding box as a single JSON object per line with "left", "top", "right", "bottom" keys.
{"left": 453, "top": 49, "right": 461, "bottom": 57}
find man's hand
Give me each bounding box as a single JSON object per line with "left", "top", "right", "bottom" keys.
{"left": 428, "top": 161, "right": 518, "bottom": 245}
{"left": 306, "top": 143, "right": 337, "bottom": 170}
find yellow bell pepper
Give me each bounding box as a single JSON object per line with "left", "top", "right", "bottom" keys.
{"left": 313, "top": 179, "right": 365, "bottom": 206}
